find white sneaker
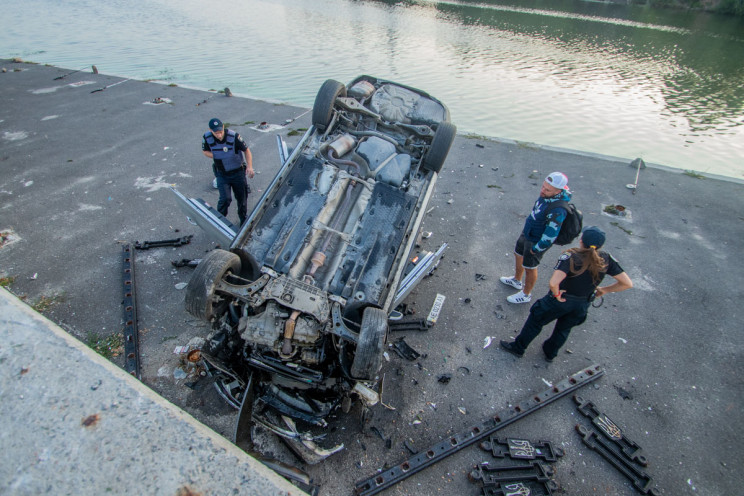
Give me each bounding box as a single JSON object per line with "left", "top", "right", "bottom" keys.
{"left": 507, "top": 291, "right": 532, "bottom": 304}
{"left": 499, "top": 276, "right": 523, "bottom": 290}
{"left": 212, "top": 178, "right": 218, "bottom": 189}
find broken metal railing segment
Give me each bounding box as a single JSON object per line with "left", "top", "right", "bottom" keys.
{"left": 134, "top": 234, "right": 192, "bottom": 250}
{"left": 276, "top": 135, "right": 290, "bottom": 166}
{"left": 576, "top": 424, "right": 660, "bottom": 496}
{"left": 573, "top": 394, "right": 647, "bottom": 466}
{"left": 170, "top": 187, "right": 237, "bottom": 247}
{"left": 353, "top": 364, "right": 605, "bottom": 496}
{"left": 393, "top": 243, "right": 447, "bottom": 309}
{"left": 573, "top": 394, "right": 660, "bottom": 495}
{"left": 122, "top": 244, "right": 140, "bottom": 379}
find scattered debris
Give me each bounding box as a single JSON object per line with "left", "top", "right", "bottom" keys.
{"left": 389, "top": 318, "right": 430, "bottom": 332}
{"left": 90, "top": 78, "right": 131, "bottom": 93}
{"left": 224, "top": 87, "right": 232, "bottom": 97}
{"left": 0, "top": 229, "right": 20, "bottom": 248}
{"left": 81, "top": 414, "right": 100, "bottom": 428}
{"left": 426, "top": 293, "right": 446, "bottom": 325}
{"left": 457, "top": 366, "right": 471, "bottom": 376}
{"left": 618, "top": 337, "right": 628, "bottom": 344}
{"left": 172, "top": 258, "right": 200, "bottom": 268}
{"left": 437, "top": 374, "right": 452, "bottom": 384}
{"left": 145, "top": 97, "right": 172, "bottom": 105}
{"left": 135, "top": 235, "right": 192, "bottom": 250}
{"left": 354, "top": 365, "right": 605, "bottom": 495}
{"left": 458, "top": 407, "right": 467, "bottom": 415}
{"left": 475, "top": 273, "right": 486, "bottom": 281}
{"left": 615, "top": 386, "right": 633, "bottom": 400}
{"left": 476, "top": 143, "right": 484, "bottom": 148}
{"left": 483, "top": 336, "right": 498, "bottom": 349}
{"left": 392, "top": 337, "right": 421, "bottom": 361}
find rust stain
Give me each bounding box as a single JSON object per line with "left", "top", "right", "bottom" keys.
{"left": 81, "top": 414, "right": 100, "bottom": 427}
{"left": 20, "top": 367, "right": 29, "bottom": 375}
{"left": 175, "top": 487, "right": 202, "bottom": 496}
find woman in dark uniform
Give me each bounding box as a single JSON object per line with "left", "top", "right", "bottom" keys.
{"left": 500, "top": 226, "right": 633, "bottom": 362}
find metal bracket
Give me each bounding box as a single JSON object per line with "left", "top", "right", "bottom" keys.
{"left": 121, "top": 244, "right": 140, "bottom": 379}
{"left": 576, "top": 424, "right": 660, "bottom": 495}
{"left": 574, "top": 394, "right": 647, "bottom": 466}
{"left": 389, "top": 318, "right": 431, "bottom": 332}
{"left": 480, "top": 438, "right": 564, "bottom": 464}
{"left": 471, "top": 461, "right": 554, "bottom": 485}
{"left": 134, "top": 234, "right": 193, "bottom": 250}
{"left": 353, "top": 365, "right": 605, "bottom": 496}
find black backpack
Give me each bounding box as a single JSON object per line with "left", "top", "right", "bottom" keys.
{"left": 545, "top": 200, "right": 583, "bottom": 245}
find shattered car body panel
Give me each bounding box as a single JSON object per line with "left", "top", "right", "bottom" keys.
{"left": 182, "top": 76, "right": 456, "bottom": 462}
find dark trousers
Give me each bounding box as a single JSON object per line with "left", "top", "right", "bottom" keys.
{"left": 216, "top": 170, "right": 248, "bottom": 225}
{"left": 514, "top": 292, "right": 589, "bottom": 359}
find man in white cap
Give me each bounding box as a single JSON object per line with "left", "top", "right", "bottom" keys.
{"left": 500, "top": 172, "right": 572, "bottom": 304}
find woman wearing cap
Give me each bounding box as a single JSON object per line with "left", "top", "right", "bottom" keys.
{"left": 500, "top": 226, "right": 633, "bottom": 362}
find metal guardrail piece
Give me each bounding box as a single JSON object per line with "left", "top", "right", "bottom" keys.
{"left": 573, "top": 394, "right": 647, "bottom": 466}
{"left": 122, "top": 244, "right": 140, "bottom": 379}
{"left": 576, "top": 424, "right": 660, "bottom": 496}
{"left": 353, "top": 364, "right": 605, "bottom": 496}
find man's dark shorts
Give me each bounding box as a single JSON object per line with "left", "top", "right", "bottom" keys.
{"left": 514, "top": 233, "right": 545, "bottom": 269}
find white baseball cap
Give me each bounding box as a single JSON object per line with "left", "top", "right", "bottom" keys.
{"left": 545, "top": 172, "right": 568, "bottom": 190}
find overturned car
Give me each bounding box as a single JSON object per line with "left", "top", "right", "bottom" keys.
{"left": 176, "top": 76, "right": 455, "bottom": 461}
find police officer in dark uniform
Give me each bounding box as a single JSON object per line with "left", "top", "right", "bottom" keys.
{"left": 202, "top": 117, "right": 254, "bottom": 226}
{"left": 500, "top": 226, "right": 633, "bottom": 362}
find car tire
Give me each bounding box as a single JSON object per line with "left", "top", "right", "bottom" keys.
{"left": 423, "top": 121, "right": 457, "bottom": 173}
{"left": 312, "top": 79, "right": 347, "bottom": 131}
{"left": 185, "top": 249, "right": 242, "bottom": 321}
{"left": 350, "top": 306, "right": 388, "bottom": 380}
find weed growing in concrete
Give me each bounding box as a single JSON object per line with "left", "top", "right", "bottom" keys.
{"left": 86, "top": 332, "right": 124, "bottom": 359}
{"left": 0, "top": 276, "right": 15, "bottom": 287}
{"left": 683, "top": 170, "right": 705, "bottom": 179}
{"left": 611, "top": 221, "right": 633, "bottom": 235}
{"left": 287, "top": 127, "right": 308, "bottom": 136}
{"left": 31, "top": 294, "right": 63, "bottom": 313}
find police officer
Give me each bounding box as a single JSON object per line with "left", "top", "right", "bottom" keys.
{"left": 500, "top": 226, "right": 633, "bottom": 362}
{"left": 202, "top": 118, "right": 254, "bottom": 225}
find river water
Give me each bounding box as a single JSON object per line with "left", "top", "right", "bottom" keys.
{"left": 3, "top": 0, "right": 744, "bottom": 178}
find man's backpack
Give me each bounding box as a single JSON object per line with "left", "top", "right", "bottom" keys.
{"left": 545, "top": 200, "right": 583, "bottom": 245}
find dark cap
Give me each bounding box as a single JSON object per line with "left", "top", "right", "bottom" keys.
{"left": 581, "top": 226, "right": 606, "bottom": 249}
{"left": 208, "top": 118, "right": 223, "bottom": 131}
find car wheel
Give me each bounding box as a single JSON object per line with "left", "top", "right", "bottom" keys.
{"left": 423, "top": 121, "right": 457, "bottom": 173}
{"left": 312, "top": 79, "right": 347, "bottom": 131}
{"left": 350, "top": 306, "right": 388, "bottom": 380}
{"left": 185, "top": 249, "right": 242, "bottom": 321}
